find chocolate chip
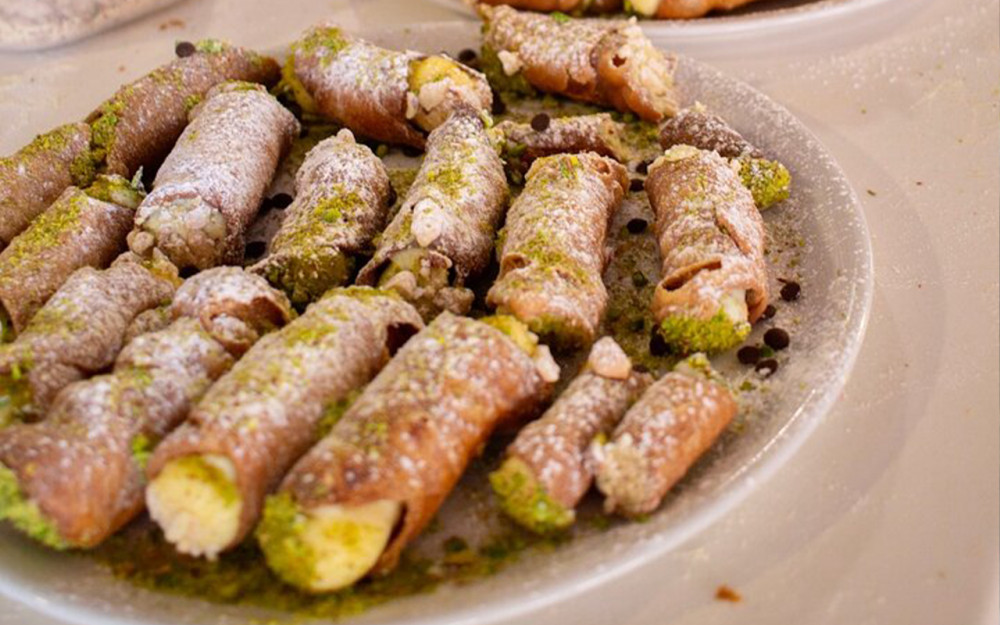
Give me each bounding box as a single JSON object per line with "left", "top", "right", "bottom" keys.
{"left": 649, "top": 331, "right": 669, "bottom": 356}
{"left": 737, "top": 345, "right": 761, "bottom": 365}
{"left": 630, "top": 318, "right": 645, "bottom": 333}
{"left": 386, "top": 184, "right": 398, "bottom": 207}
{"left": 626, "top": 218, "right": 648, "bottom": 234}
{"left": 780, "top": 281, "right": 801, "bottom": 302}
{"left": 458, "top": 49, "right": 477, "bottom": 64}
{"left": 269, "top": 193, "right": 293, "bottom": 209}
{"left": 175, "top": 41, "right": 196, "bottom": 58}
{"left": 179, "top": 266, "right": 199, "bottom": 279}
{"left": 491, "top": 91, "right": 506, "bottom": 115}
{"left": 244, "top": 241, "right": 266, "bottom": 259}
{"left": 764, "top": 327, "right": 790, "bottom": 351}
{"left": 629, "top": 178, "right": 645, "bottom": 193}
{"left": 755, "top": 358, "right": 779, "bottom": 377}
{"left": 402, "top": 145, "right": 423, "bottom": 158}
{"left": 636, "top": 160, "right": 652, "bottom": 175}
{"left": 530, "top": 113, "right": 550, "bottom": 132}
{"left": 761, "top": 304, "right": 777, "bottom": 320}
{"left": 631, "top": 271, "right": 648, "bottom": 288}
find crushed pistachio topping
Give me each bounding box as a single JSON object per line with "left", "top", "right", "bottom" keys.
{"left": 480, "top": 315, "right": 538, "bottom": 355}
{"left": 738, "top": 157, "right": 791, "bottom": 209}
{"left": 0, "top": 464, "right": 68, "bottom": 549}
{"left": 658, "top": 308, "right": 751, "bottom": 355}
{"left": 84, "top": 174, "right": 145, "bottom": 208}
{"left": 490, "top": 457, "right": 574, "bottom": 534}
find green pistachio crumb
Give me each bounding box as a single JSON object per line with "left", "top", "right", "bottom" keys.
{"left": 658, "top": 309, "right": 751, "bottom": 354}
{"left": 480, "top": 315, "right": 538, "bottom": 355}
{"left": 257, "top": 492, "right": 318, "bottom": 590}
{"left": 0, "top": 464, "right": 68, "bottom": 549}
{"left": 738, "top": 157, "right": 791, "bottom": 209}
{"left": 489, "top": 457, "right": 574, "bottom": 534}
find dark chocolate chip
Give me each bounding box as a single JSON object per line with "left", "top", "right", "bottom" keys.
{"left": 635, "top": 160, "right": 651, "bottom": 175}
{"left": 764, "top": 327, "right": 790, "bottom": 351}
{"left": 244, "top": 241, "right": 266, "bottom": 259}
{"left": 780, "top": 281, "right": 801, "bottom": 302}
{"left": 629, "top": 178, "right": 645, "bottom": 193}
{"left": 179, "top": 266, "right": 199, "bottom": 279}
{"left": 630, "top": 318, "right": 645, "bottom": 333}
{"left": 649, "top": 331, "right": 669, "bottom": 356}
{"left": 737, "top": 345, "right": 761, "bottom": 365}
{"left": 491, "top": 91, "right": 507, "bottom": 115}
{"left": 631, "top": 271, "right": 648, "bottom": 288}
{"left": 761, "top": 304, "right": 777, "bottom": 320}
{"left": 175, "top": 41, "right": 196, "bottom": 58}
{"left": 626, "top": 218, "right": 648, "bottom": 234}
{"left": 402, "top": 145, "right": 424, "bottom": 158}
{"left": 270, "top": 193, "right": 293, "bottom": 209}
{"left": 755, "top": 358, "right": 779, "bottom": 377}
{"left": 458, "top": 49, "right": 477, "bottom": 64}
{"left": 530, "top": 113, "right": 550, "bottom": 132}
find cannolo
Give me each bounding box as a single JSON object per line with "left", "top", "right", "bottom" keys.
{"left": 356, "top": 111, "right": 508, "bottom": 319}
{"left": 0, "top": 176, "right": 143, "bottom": 337}
{"left": 479, "top": 5, "right": 679, "bottom": 122}
{"left": 88, "top": 40, "right": 280, "bottom": 178}
{"left": 251, "top": 129, "right": 392, "bottom": 305}
{"left": 257, "top": 312, "right": 557, "bottom": 592}
{"left": 493, "top": 113, "right": 625, "bottom": 174}
{"left": 0, "top": 123, "right": 94, "bottom": 250}
{"left": 658, "top": 106, "right": 790, "bottom": 208}
{"left": 284, "top": 25, "right": 493, "bottom": 149}
{"left": 145, "top": 288, "right": 423, "bottom": 559}
{"left": 129, "top": 81, "right": 299, "bottom": 271}
{"left": 626, "top": 0, "right": 760, "bottom": 19}
{"left": 491, "top": 337, "right": 650, "bottom": 533}
{"left": 479, "top": 0, "right": 622, "bottom": 14}
{"left": 0, "top": 268, "right": 292, "bottom": 549}
{"left": 644, "top": 145, "right": 768, "bottom": 354}
{"left": 0, "top": 252, "right": 178, "bottom": 427}
{"left": 591, "top": 354, "right": 736, "bottom": 517}
{"left": 487, "top": 152, "right": 627, "bottom": 348}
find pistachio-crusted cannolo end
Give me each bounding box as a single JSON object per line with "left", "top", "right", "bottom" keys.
{"left": 134, "top": 195, "right": 229, "bottom": 271}
{"left": 258, "top": 493, "right": 400, "bottom": 592}
{"left": 592, "top": 436, "right": 657, "bottom": 518}
{"left": 490, "top": 457, "right": 575, "bottom": 534}
{"left": 738, "top": 157, "right": 791, "bottom": 209}
{"left": 254, "top": 250, "right": 354, "bottom": 307}
{"left": 0, "top": 463, "right": 69, "bottom": 550}
{"left": 146, "top": 454, "right": 242, "bottom": 559}
{"left": 480, "top": 44, "right": 536, "bottom": 98}
{"left": 480, "top": 314, "right": 539, "bottom": 355}
{"left": 657, "top": 309, "right": 751, "bottom": 355}
{"left": 84, "top": 174, "right": 145, "bottom": 209}
{"left": 408, "top": 56, "right": 489, "bottom": 133}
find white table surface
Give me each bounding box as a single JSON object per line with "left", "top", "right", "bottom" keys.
{"left": 0, "top": 0, "right": 996, "bottom": 623}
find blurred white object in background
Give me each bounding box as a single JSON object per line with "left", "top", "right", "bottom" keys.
{"left": 0, "top": 0, "right": 183, "bottom": 51}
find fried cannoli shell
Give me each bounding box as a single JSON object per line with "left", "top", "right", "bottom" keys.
{"left": 87, "top": 41, "right": 280, "bottom": 178}
{"left": 288, "top": 25, "right": 492, "bottom": 149}
{"left": 494, "top": 113, "right": 624, "bottom": 171}
{"left": 0, "top": 123, "right": 94, "bottom": 250}
{"left": 649, "top": 0, "right": 759, "bottom": 19}
{"left": 252, "top": 130, "right": 392, "bottom": 305}
{"left": 146, "top": 288, "right": 423, "bottom": 551}
{"left": 0, "top": 181, "right": 139, "bottom": 335}
{"left": 356, "top": 111, "right": 508, "bottom": 316}
{"left": 279, "top": 312, "right": 553, "bottom": 573}
{"left": 480, "top": 0, "right": 622, "bottom": 13}
{"left": 658, "top": 107, "right": 763, "bottom": 159}
{"left": 487, "top": 152, "right": 627, "bottom": 347}
{"left": 645, "top": 146, "right": 768, "bottom": 325}
{"left": 0, "top": 252, "right": 178, "bottom": 422}
{"left": 131, "top": 82, "right": 299, "bottom": 271}
{"left": 480, "top": 5, "right": 679, "bottom": 122}
{"left": 503, "top": 337, "right": 650, "bottom": 511}
{"left": 592, "top": 364, "right": 736, "bottom": 517}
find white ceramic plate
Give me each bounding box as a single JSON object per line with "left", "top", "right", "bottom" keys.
{"left": 0, "top": 21, "right": 873, "bottom": 625}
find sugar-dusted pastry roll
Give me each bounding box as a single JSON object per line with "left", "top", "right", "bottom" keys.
{"left": 479, "top": 0, "right": 622, "bottom": 14}
{"left": 356, "top": 111, "right": 509, "bottom": 319}
{"left": 487, "top": 152, "right": 627, "bottom": 348}
{"left": 129, "top": 81, "right": 299, "bottom": 271}
{"left": 491, "top": 337, "right": 650, "bottom": 533}
{"left": 644, "top": 145, "right": 768, "bottom": 354}
{"left": 257, "top": 313, "right": 557, "bottom": 592}
{"left": 0, "top": 268, "right": 292, "bottom": 549}
{"left": 0, "top": 176, "right": 143, "bottom": 338}
{"left": 658, "top": 106, "right": 790, "bottom": 208}
{"left": 252, "top": 130, "right": 392, "bottom": 305}
{"left": 0, "top": 252, "right": 178, "bottom": 427}
{"left": 88, "top": 40, "right": 280, "bottom": 178}
{"left": 145, "top": 288, "right": 423, "bottom": 559}
{"left": 591, "top": 354, "right": 736, "bottom": 517}
{"left": 480, "top": 5, "right": 679, "bottom": 122}
{"left": 285, "top": 24, "right": 493, "bottom": 149}
{"left": 493, "top": 113, "right": 625, "bottom": 173}
{"left": 0, "top": 123, "right": 94, "bottom": 250}
{"left": 626, "top": 0, "right": 760, "bottom": 19}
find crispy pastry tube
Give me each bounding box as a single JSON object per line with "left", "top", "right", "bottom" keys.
{"left": 487, "top": 152, "right": 627, "bottom": 348}
{"left": 644, "top": 145, "right": 768, "bottom": 354}
{"left": 252, "top": 130, "right": 392, "bottom": 305}
{"left": 0, "top": 123, "right": 94, "bottom": 250}
{"left": 145, "top": 288, "right": 423, "bottom": 559}
{"left": 87, "top": 40, "right": 280, "bottom": 178}
{"left": 493, "top": 113, "right": 625, "bottom": 173}
{"left": 0, "top": 252, "right": 178, "bottom": 427}
{"left": 0, "top": 268, "right": 292, "bottom": 549}
{"left": 129, "top": 82, "right": 299, "bottom": 271}
{"left": 627, "top": 0, "right": 760, "bottom": 19}
{"left": 658, "top": 106, "right": 790, "bottom": 208}
{"left": 479, "top": 0, "right": 622, "bottom": 13}
{"left": 257, "top": 313, "right": 557, "bottom": 592}
{"left": 356, "top": 111, "right": 509, "bottom": 319}
{"left": 591, "top": 354, "right": 736, "bottom": 517}
{"left": 0, "top": 176, "right": 143, "bottom": 337}
{"left": 491, "top": 337, "right": 650, "bottom": 533}
{"left": 285, "top": 25, "right": 493, "bottom": 149}
{"left": 479, "top": 5, "right": 679, "bottom": 122}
